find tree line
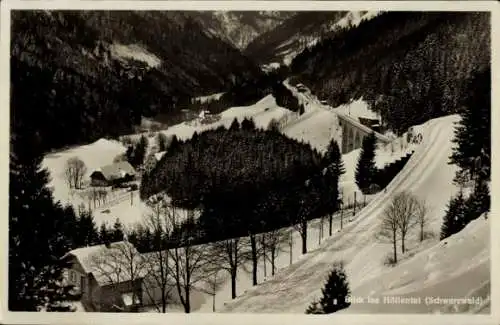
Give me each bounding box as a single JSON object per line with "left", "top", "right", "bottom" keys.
{"left": 441, "top": 68, "right": 490, "bottom": 240}
{"left": 141, "top": 118, "right": 343, "bottom": 248}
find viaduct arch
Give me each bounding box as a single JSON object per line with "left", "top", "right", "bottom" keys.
{"left": 337, "top": 113, "right": 391, "bottom": 154}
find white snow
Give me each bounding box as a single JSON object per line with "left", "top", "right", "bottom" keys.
{"left": 43, "top": 95, "right": 292, "bottom": 227}
{"left": 331, "top": 11, "right": 381, "bottom": 31}
{"left": 218, "top": 114, "right": 489, "bottom": 314}
{"left": 109, "top": 43, "right": 161, "bottom": 68}
{"left": 122, "top": 94, "right": 292, "bottom": 145}
{"left": 44, "top": 83, "right": 489, "bottom": 315}
{"left": 333, "top": 98, "right": 380, "bottom": 121}
{"left": 277, "top": 11, "right": 382, "bottom": 66}
{"left": 261, "top": 62, "right": 281, "bottom": 73}
{"left": 42, "top": 139, "right": 127, "bottom": 206}
{"left": 195, "top": 92, "right": 225, "bottom": 104}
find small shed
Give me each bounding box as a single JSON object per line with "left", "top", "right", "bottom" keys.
{"left": 90, "top": 161, "right": 136, "bottom": 187}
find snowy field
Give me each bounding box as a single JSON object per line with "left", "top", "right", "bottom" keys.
{"left": 42, "top": 139, "right": 127, "bottom": 207}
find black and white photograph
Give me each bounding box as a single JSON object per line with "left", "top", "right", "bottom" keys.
{"left": 2, "top": 0, "right": 496, "bottom": 322}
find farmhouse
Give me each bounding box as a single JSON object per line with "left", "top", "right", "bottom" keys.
{"left": 61, "top": 241, "right": 145, "bottom": 312}
{"left": 90, "top": 161, "right": 136, "bottom": 187}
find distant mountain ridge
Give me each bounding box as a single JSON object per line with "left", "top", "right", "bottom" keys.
{"left": 190, "top": 11, "right": 296, "bottom": 50}
{"left": 244, "top": 11, "right": 381, "bottom": 66}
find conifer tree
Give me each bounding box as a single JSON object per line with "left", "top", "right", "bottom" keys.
{"left": 241, "top": 117, "right": 257, "bottom": 131}
{"left": 156, "top": 132, "right": 168, "bottom": 152}
{"left": 324, "top": 139, "right": 345, "bottom": 176}
{"left": 323, "top": 166, "right": 340, "bottom": 236}
{"left": 99, "top": 223, "right": 111, "bottom": 245}
{"left": 318, "top": 263, "right": 351, "bottom": 314}
{"left": 132, "top": 134, "right": 148, "bottom": 168}
{"left": 465, "top": 180, "right": 490, "bottom": 222}
{"left": 229, "top": 117, "right": 240, "bottom": 132}
{"left": 112, "top": 218, "right": 125, "bottom": 242}
{"left": 449, "top": 68, "right": 490, "bottom": 184}
{"left": 169, "top": 135, "right": 180, "bottom": 155}
{"left": 76, "top": 208, "right": 99, "bottom": 247}
{"left": 125, "top": 145, "right": 135, "bottom": 166}
{"left": 440, "top": 191, "right": 467, "bottom": 240}
{"left": 355, "top": 132, "right": 377, "bottom": 193}
{"left": 9, "top": 134, "right": 79, "bottom": 311}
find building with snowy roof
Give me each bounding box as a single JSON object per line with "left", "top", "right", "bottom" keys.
{"left": 89, "top": 161, "right": 136, "bottom": 187}
{"left": 61, "top": 241, "right": 146, "bottom": 312}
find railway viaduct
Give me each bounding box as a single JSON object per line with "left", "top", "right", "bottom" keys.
{"left": 336, "top": 113, "right": 392, "bottom": 154}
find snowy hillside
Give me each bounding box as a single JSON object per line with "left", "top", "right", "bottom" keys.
{"left": 331, "top": 11, "right": 381, "bottom": 31}
{"left": 42, "top": 95, "right": 293, "bottom": 226}
{"left": 220, "top": 114, "right": 490, "bottom": 313}
{"left": 42, "top": 139, "right": 127, "bottom": 206}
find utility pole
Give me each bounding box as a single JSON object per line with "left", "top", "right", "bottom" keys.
{"left": 353, "top": 192, "right": 357, "bottom": 216}
{"left": 341, "top": 204, "right": 344, "bottom": 230}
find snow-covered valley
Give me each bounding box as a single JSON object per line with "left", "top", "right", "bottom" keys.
{"left": 41, "top": 81, "right": 490, "bottom": 314}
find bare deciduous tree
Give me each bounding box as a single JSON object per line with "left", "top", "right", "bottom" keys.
{"left": 261, "top": 228, "right": 289, "bottom": 276}
{"left": 167, "top": 208, "right": 211, "bottom": 313}
{"left": 380, "top": 202, "right": 400, "bottom": 264}
{"left": 379, "top": 191, "right": 425, "bottom": 264}
{"left": 141, "top": 200, "right": 174, "bottom": 313}
{"left": 141, "top": 197, "right": 211, "bottom": 314}
{"left": 211, "top": 237, "right": 250, "bottom": 300}
{"left": 64, "top": 156, "right": 87, "bottom": 189}
{"left": 248, "top": 232, "right": 262, "bottom": 286}
{"left": 416, "top": 198, "right": 428, "bottom": 242}
{"left": 199, "top": 268, "right": 225, "bottom": 312}
{"left": 394, "top": 191, "right": 419, "bottom": 253}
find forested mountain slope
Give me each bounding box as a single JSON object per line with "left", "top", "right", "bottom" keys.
{"left": 10, "top": 11, "right": 261, "bottom": 152}
{"left": 245, "top": 11, "right": 378, "bottom": 66}
{"left": 290, "top": 11, "right": 490, "bottom": 134}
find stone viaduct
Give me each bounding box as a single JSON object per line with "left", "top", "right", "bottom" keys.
{"left": 336, "top": 113, "right": 392, "bottom": 154}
